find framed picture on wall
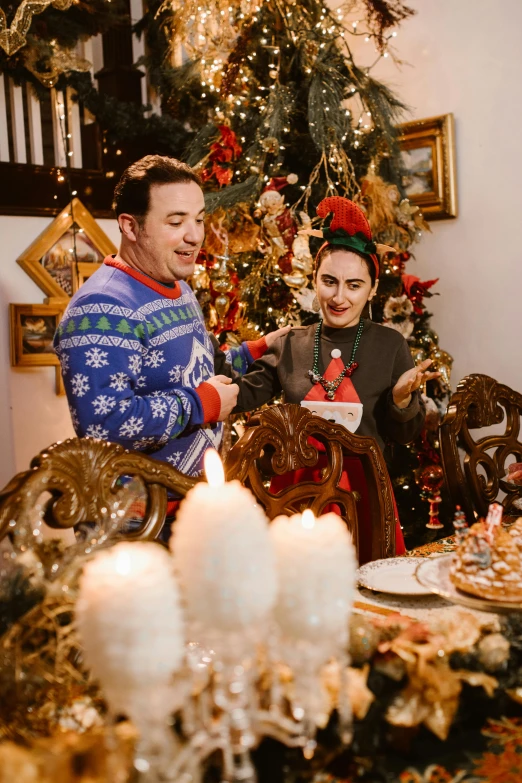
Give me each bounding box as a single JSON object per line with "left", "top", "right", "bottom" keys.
{"left": 10, "top": 303, "right": 65, "bottom": 367}
{"left": 397, "top": 113, "right": 458, "bottom": 220}
{"left": 17, "top": 198, "right": 116, "bottom": 300}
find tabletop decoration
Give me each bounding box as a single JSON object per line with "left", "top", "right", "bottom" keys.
{"left": 76, "top": 542, "right": 186, "bottom": 780}
{"left": 170, "top": 449, "right": 278, "bottom": 656}
{"left": 2, "top": 476, "right": 522, "bottom": 781}
{"left": 0, "top": 481, "right": 146, "bottom": 743}
{"left": 269, "top": 509, "right": 357, "bottom": 755}
{"left": 418, "top": 464, "right": 445, "bottom": 530}
{"left": 169, "top": 448, "right": 279, "bottom": 782}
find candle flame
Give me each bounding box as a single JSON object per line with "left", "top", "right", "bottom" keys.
{"left": 301, "top": 509, "right": 316, "bottom": 529}
{"left": 115, "top": 550, "right": 132, "bottom": 576}
{"left": 204, "top": 448, "right": 225, "bottom": 488}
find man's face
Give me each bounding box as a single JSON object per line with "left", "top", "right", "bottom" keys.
{"left": 134, "top": 181, "right": 205, "bottom": 282}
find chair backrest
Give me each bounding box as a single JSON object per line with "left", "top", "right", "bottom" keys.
{"left": 0, "top": 437, "right": 198, "bottom": 543}
{"left": 439, "top": 374, "right": 522, "bottom": 521}
{"left": 224, "top": 404, "right": 396, "bottom": 561}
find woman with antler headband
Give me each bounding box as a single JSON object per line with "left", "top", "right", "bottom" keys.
{"left": 234, "top": 196, "right": 439, "bottom": 560}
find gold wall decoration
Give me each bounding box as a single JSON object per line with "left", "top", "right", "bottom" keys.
{"left": 13, "top": 198, "right": 116, "bottom": 394}
{"left": 17, "top": 198, "right": 116, "bottom": 301}
{"left": 397, "top": 113, "right": 458, "bottom": 221}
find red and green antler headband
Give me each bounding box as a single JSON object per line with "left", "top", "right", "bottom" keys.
{"left": 305, "top": 196, "right": 394, "bottom": 279}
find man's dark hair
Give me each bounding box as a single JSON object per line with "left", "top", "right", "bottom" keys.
{"left": 112, "top": 155, "right": 202, "bottom": 223}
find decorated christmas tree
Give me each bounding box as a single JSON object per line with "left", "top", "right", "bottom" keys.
{"left": 0, "top": 0, "right": 453, "bottom": 545}
{"left": 138, "top": 0, "right": 452, "bottom": 546}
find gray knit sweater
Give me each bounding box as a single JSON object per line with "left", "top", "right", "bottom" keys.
{"left": 235, "top": 319, "right": 425, "bottom": 453}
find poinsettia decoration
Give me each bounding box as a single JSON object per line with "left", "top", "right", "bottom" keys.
{"left": 402, "top": 273, "right": 439, "bottom": 315}
{"left": 201, "top": 125, "right": 243, "bottom": 187}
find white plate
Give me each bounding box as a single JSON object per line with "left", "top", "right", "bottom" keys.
{"left": 415, "top": 555, "right": 522, "bottom": 614}
{"left": 357, "top": 557, "right": 432, "bottom": 596}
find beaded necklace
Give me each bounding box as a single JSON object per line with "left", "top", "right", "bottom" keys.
{"left": 308, "top": 318, "right": 364, "bottom": 400}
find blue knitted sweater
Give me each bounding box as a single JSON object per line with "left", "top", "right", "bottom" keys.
{"left": 54, "top": 258, "right": 266, "bottom": 476}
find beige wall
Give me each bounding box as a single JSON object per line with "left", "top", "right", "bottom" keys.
{"left": 353, "top": 0, "right": 522, "bottom": 394}
{"left": 0, "top": 215, "right": 120, "bottom": 487}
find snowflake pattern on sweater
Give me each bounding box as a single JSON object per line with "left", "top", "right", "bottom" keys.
{"left": 54, "top": 260, "right": 261, "bottom": 476}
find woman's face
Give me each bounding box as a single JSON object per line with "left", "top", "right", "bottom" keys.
{"left": 315, "top": 251, "right": 378, "bottom": 329}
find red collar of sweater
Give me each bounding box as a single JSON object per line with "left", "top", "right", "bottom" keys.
{"left": 104, "top": 256, "right": 182, "bottom": 299}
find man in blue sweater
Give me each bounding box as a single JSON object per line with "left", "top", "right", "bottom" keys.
{"left": 54, "top": 155, "right": 287, "bottom": 476}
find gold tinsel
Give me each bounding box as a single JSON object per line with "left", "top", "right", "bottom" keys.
{"left": 0, "top": 590, "right": 100, "bottom": 741}
{"left": 23, "top": 45, "right": 91, "bottom": 87}
{"left": 0, "top": 0, "right": 77, "bottom": 57}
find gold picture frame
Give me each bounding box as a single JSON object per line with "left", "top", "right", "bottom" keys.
{"left": 17, "top": 198, "right": 117, "bottom": 300}
{"left": 10, "top": 303, "right": 65, "bottom": 368}
{"left": 397, "top": 113, "right": 458, "bottom": 220}
{"left": 73, "top": 261, "right": 103, "bottom": 293}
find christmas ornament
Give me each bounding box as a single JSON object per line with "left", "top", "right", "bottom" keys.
{"left": 358, "top": 172, "right": 429, "bottom": 252}
{"left": 452, "top": 506, "right": 468, "bottom": 542}
{"left": 256, "top": 175, "right": 314, "bottom": 286}
{"left": 261, "top": 136, "right": 279, "bottom": 154}
{"left": 430, "top": 347, "right": 453, "bottom": 388}
{"left": 215, "top": 293, "right": 231, "bottom": 319}
{"left": 206, "top": 221, "right": 237, "bottom": 326}
{"left": 349, "top": 615, "right": 380, "bottom": 665}
{"left": 477, "top": 633, "right": 510, "bottom": 672}
{"left": 419, "top": 464, "right": 444, "bottom": 529}
{"left": 383, "top": 294, "right": 413, "bottom": 320}
{"left": 191, "top": 263, "right": 210, "bottom": 292}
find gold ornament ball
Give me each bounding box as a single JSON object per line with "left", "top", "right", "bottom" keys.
{"left": 214, "top": 278, "right": 234, "bottom": 294}
{"left": 349, "top": 615, "right": 381, "bottom": 664}
{"left": 477, "top": 633, "right": 510, "bottom": 672}
{"left": 269, "top": 69, "right": 278, "bottom": 79}
{"left": 191, "top": 264, "right": 210, "bottom": 291}
{"left": 215, "top": 294, "right": 231, "bottom": 318}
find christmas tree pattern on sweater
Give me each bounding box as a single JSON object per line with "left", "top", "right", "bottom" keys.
{"left": 54, "top": 259, "right": 263, "bottom": 476}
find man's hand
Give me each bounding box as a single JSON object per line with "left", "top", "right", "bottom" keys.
{"left": 206, "top": 375, "right": 239, "bottom": 420}
{"left": 392, "top": 359, "right": 441, "bottom": 409}
{"left": 264, "top": 325, "right": 292, "bottom": 349}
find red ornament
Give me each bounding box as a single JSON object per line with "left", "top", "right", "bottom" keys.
{"left": 419, "top": 464, "right": 444, "bottom": 529}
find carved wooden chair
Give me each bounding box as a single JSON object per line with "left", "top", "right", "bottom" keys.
{"left": 439, "top": 374, "right": 522, "bottom": 521}
{"left": 224, "top": 404, "right": 397, "bottom": 562}
{"left": 0, "top": 437, "right": 198, "bottom": 543}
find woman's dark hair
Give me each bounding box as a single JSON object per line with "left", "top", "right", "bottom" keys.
{"left": 112, "top": 155, "right": 202, "bottom": 223}
{"left": 314, "top": 245, "right": 377, "bottom": 286}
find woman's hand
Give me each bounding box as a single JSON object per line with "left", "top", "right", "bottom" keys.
{"left": 392, "top": 359, "right": 441, "bottom": 409}
{"left": 264, "top": 325, "right": 291, "bottom": 349}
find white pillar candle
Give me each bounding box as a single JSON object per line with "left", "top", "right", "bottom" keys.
{"left": 76, "top": 542, "right": 185, "bottom": 718}
{"left": 170, "top": 450, "right": 277, "bottom": 636}
{"left": 269, "top": 510, "right": 356, "bottom": 652}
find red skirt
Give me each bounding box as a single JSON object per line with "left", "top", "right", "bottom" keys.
{"left": 270, "top": 455, "right": 405, "bottom": 565}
